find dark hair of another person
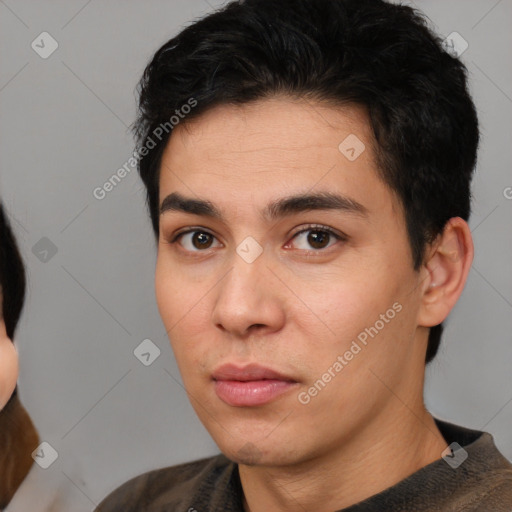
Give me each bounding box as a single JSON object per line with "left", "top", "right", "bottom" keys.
{"left": 0, "top": 203, "right": 39, "bottom": 508}
{"left": 0, "top": 204, "right": 26, "bottom": 341}
{"left": 132, "top": 0, "right": 479, "bottom": 363}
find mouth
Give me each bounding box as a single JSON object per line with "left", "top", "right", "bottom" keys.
{"left": 212, "top": 363, "right": 299, "bottom": 407}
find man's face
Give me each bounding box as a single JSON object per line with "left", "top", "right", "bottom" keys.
{"left": 155, "top": 97, "right": 428, "bottom": 466}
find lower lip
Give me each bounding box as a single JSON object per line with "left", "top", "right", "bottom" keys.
{"left": 214, "top": 379, "right": 296, "bottom": 406}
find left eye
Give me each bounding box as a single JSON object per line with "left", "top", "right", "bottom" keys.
{"left": 288, "top": 226, "right": 344, "bottom": 251}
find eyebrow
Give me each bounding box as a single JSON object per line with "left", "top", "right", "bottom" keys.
{"left": 159, "top": 191, "right": 368, "bottom": 222}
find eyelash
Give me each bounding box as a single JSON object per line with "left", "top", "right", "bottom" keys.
{"left": 168, "top": 224, "right": 347, "bottom": 255}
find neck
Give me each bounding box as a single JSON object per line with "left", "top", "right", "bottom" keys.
{"left": 239, "top": 406, "right": 447, "bottom": 512}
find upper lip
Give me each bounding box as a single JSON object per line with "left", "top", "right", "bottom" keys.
{"left": 212, "top": 363, "right": 297, "bottom": 382}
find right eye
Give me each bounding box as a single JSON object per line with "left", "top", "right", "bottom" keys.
{"left": 171, "top": 229, "right": 222, "bottom": 252}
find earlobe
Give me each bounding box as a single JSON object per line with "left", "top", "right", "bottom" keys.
{"left": 418, "top": 217, "right": 474, "bottom": 326}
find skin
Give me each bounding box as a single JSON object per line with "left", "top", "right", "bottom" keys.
{"left": 154, "top": 96, "right": 473, "bottom": 511}
{"left": 0, "top": 315, "right": 18, "bottom": 410}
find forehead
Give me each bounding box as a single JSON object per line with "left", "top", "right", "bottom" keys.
{"left": 165, "top": 97, "right": 373, "bottom": 164}
{"left": 158, "top": 97, "right": 400, "bottom": 222}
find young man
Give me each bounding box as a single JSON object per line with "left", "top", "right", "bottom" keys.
{"left": 97, "top": 0, "right": 512, "bottom": 510}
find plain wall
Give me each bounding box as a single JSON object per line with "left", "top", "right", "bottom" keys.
{"left": 1, "top": 0, "right": 511, "bottom": 508}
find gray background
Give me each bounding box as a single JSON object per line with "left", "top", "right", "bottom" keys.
{"left": 1, "top": 0, "right": 511, "bottom": 508}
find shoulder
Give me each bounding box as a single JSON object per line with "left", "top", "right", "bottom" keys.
{"left": 94, "top": 454, "right": 234, "bottom": 512}
{"left": 434, "top": 419, "right": 512, "bottom": 511}
{"left": 461, "top": 478, "right": 512, "bottom": 511}
{"left": 461, "top": 456, "right": 512, "bottom": 511}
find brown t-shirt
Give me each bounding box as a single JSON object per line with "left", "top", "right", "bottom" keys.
{"left": 95, "top": 419, "right": 512, "bottom": 511}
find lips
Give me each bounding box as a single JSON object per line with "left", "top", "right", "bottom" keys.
{"left": 212, "top": 363, "right": 296, "bottom": 382}
{"left": 212, "top": 363, "right": 298, "bottom": 407}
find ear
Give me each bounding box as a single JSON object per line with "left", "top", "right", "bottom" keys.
{"left": 417, "top": 217, "right": 474, "bottom": 328}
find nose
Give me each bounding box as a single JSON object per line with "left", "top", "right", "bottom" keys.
{"left": 211, "top": 253, "right": 286, "bottom": 339}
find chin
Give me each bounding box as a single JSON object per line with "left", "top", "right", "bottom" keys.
{"left": 216, "top": 433, "right": 304, "bottom": 468}
{"left": 228, "top": 441, "right": 266, "bottom": 466}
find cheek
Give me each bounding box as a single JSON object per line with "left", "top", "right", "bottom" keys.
{"left": 292, "top": 270, "right": 408, "bottom": 370}
{"left": 0, "top": 338, "right": 18, "bottom": 410}
{"left": 155, "top": 253, "right": 215, "bottom": 317}
{"left": 155, "top": 262, "right": 176, "bottom": 325}
{"left": 294, "top": 272, "right": 386, "bottom": 338}
{"left": 155, "top": 260, "right": 211, "bottom": 367}
{"left": 155, "top": 257, "right": 197, "bottom": 325}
